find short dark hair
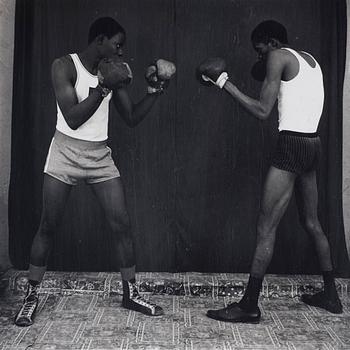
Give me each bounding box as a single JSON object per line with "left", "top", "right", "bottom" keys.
{"left": 251, "top": 20, "right": 288, "bottom": 45}
{"left": 88, "top": 17, "right": 125, "bottom": 44}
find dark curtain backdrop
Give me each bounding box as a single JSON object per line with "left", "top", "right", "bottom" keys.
{"left": 9, "top": 0, "right": 350, "bottom": 276}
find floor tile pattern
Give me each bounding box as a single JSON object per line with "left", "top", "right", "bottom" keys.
{"left": 0, "top": 271, "right": 349, "bottom": 350}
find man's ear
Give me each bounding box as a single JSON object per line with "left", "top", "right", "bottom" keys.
{"left": 269, "top": 38, "right": 279, "bottom": 48}
{"left": 95, "top": 34, "right": 105, "bottom": 45}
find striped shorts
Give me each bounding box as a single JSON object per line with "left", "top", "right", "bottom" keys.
{"left": 271, "top": 131, "right": 322, "bottom": 175}
{"left": 44, "top": 130, "right": 120, "bottom": 185}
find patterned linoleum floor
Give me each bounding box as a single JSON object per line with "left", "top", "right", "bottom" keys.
{"left": 1, "top": 272, "right": 350, "bottom": 350}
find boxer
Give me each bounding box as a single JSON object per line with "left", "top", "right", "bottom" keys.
{"left": 15, "top": 17, "right": 175, "bottom": 327}
{"left": 198, "top": 20, "right": 342, "bottom": 323}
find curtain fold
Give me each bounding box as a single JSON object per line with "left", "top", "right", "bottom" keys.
{"left": 317, "top": 0, "right": 349, "bottom": 275}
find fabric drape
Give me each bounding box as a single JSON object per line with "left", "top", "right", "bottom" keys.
{"left": 9, "top": 0, "right": 350, "bottom": 276}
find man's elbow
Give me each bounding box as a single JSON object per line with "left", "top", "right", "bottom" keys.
{"left": 258, "top": 112, "right": 270, "bottom": 120}
{"left": 64, "top": 115, "right": 80, "bottom": 130}
{"left": 256, "top": 107, "right": 270, "bottom": 120}
{"left": 69, "top": 124, "right": 80, "bottom": 130}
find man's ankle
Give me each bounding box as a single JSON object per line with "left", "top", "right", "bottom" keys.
{"left": 122, "top": 278, "right": 138, "bottom": 300}
{"left": 238, "top": 298, "right": 258, "bottom": 312}
{"left": 239, "top": 275, "right": 263, "bottom": 311}
{"left": 28, "top": 279, "right": 40, "bottom": 287}
{"left": 120, "top": 265, "right": 136, "bottom": 282}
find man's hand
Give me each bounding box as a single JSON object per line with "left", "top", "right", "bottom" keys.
{"left": 98, "top": 57, "right": 132, "bottom": 90}
{"left": 145, "top": 59, "right": 176, "bottom": 94}
{"left": 196, "top": 57, "right": 229, "bottom": 88}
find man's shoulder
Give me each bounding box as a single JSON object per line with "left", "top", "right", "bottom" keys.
{"left": 266, "top": 48, "right": 290, "bottom": 66}
{"left": 52, "top": 54, "right": 74, "bottom": 68}
{"left": 271, "top": 48, "right": 292, "bottom": 58}
{"left": 279, "top": 47, "right": 319, "bottom": 68}
{"left": 52, "top": 54, "right": 76, "bottom": 80}
{"left": 268, "top": 48, "right": 301, "bottom": 67}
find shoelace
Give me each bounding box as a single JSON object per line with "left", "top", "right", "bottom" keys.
{"left": 130, "top": 285, "right": 157, "bottom": 309}
{"left": 18, "top": 296, "right": 38, "bottom": 319}
{"left": 133, "top": 295, "right": 157, "bottom": 308}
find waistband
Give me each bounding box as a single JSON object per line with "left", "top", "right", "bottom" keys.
{"left": 279, "top": 130, "right": 319, "bottom": 138}
{"left": 54, "top": 130, "right": 108, "bottom": 148}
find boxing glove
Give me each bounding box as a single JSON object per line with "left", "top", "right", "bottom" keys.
{"left": 98, "top": 57, "right": 133, "bottom": 90}
{"left": 251, "top": 60, "right": 266, "bottom": 82}
{"left": 145, "top": 59, "right": 176, "bottom": 94}
{"left": 197, "top": 57, "right": 229, "bottom": 88}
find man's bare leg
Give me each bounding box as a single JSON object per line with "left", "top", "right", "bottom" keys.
{"left": 207, "top": 166, "right": 296, "bottom": 323}
{"left": 295, "top": 171, "right": 342, "bottom": 313}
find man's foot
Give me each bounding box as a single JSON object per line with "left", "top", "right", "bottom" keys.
{"left": 14, "top": 284, "right": 39, "bottom": 327}
{"left": 301, "top": 291, "right": 343, "bottom": 314}
{"left": 207, "top": 302, "right": 261, "bottom": 323}
{"left": 122, "top": 280, "right": 163, "bottom": 316}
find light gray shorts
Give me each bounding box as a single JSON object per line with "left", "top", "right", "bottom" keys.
{"left": 44, "top": 130, "right": 120, "bottom": 185}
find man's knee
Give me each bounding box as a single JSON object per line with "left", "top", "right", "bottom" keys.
{"left": 109, "top": 211, "right": 131, "bottom": 234}
{"left": 301, "top": 217, "right": 322, "bottom": 236}
{"left": 38, "top": 217, "right": 59, "bottom": 237}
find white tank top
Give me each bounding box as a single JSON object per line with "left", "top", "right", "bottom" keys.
{"left": 277, "top": 48, "right": 324, "bottom": 133}
{"left": 56, "top": 53, "right": 112, "bottom": 141}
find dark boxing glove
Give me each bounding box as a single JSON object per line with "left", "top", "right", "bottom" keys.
{"left": 98, "top": 57, "right": 133, "bottom": 90}
{"left": 145, "top": 59, "right": 176, "bottom": 94}
{"left": 197, "top": 57, "right": 229, "bottom": 88}
{"left": 251, "top": 60, "right": 266, "bottom": 82}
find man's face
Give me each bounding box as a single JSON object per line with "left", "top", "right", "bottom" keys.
{"left": 100, "top": 32, "right": 125, "bottom": 59}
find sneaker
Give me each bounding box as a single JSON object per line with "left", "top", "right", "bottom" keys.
{"left": 122, "top": 280, "right": 163, "bottom": 316}
{"left": 301, "top": 291, "right": 343, "bottom": 314}
{"left": 14, "top": 284, "right": 39, "bottom": 327}
{"left": 207, "top": 302, "right": 261, "bottom": 323}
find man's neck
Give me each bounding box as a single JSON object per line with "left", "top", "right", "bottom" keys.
{"left": 277, "top": 43, "right": 290, "bottom": 49}
{"left": 77, "top": 46, "right": 100, "bottom": 75}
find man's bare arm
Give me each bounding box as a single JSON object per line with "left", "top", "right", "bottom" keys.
{"left": 52, "top": 57, "right": 104, "bottom": 130}
{"left": 111, "top": 88, "right": 160, "bottom": 128}
{"left": 223, "top": 50, "right": 285, "bottom": 120}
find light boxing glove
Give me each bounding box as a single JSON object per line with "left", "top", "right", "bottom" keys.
{"left": 145, "top": 59, "right": 176, "bottom": 94}
{"left": 98, "top": 57, "right": 133, "bottom": 90}
{"left": 197, "top": 57, "right": 229, "bottom": 88}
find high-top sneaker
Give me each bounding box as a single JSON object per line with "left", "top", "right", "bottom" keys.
{"left": 14, "top": 283, "right": 39, "bottom": 327}
{"left": 122, "top": 280, "right": 163, "bottom": 316}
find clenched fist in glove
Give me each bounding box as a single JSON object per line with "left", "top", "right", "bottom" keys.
{"left": 98, "top": 57, "right": 133, "bottom": 90}
{"left": 197, "top": 57, "right": 229, "bottom": 88}
{"left": 145, "top": 59, "right": 176, "bottom": 94}
{"left": 251, "top": 60, "right": 266, "bottom": 82}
